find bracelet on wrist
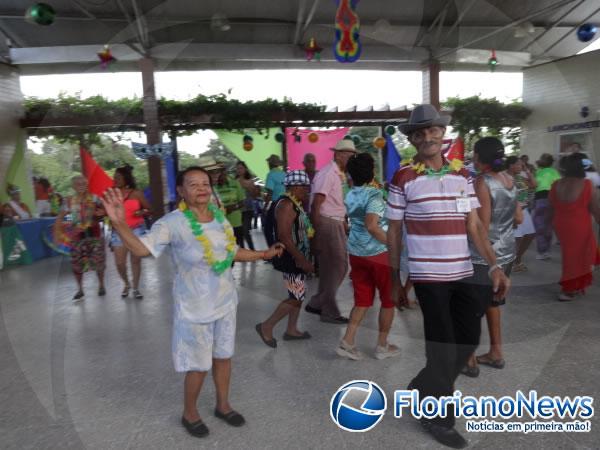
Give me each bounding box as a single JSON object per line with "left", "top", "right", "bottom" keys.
{"left": 488, "top": 264, "right": 502, "bottom": 278}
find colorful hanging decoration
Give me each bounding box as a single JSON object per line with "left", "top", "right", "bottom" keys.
{"left": 243, "top": 141, "right": 253, "bottom": 151}
{"left": 304, "top": 38, "right": 323, "bottom": 61}
{"left": 385, "top": 125, "right": 396, "bottom": 136}
{"left": 293, "top": 129, "right": 302, "bottom": 143}
{"left": 308, "top": 132, "right": 319, "bottom": 143}
{"left": 132, "top": 142, "right": 174, "bottom": 160}
{"left": 334, "top": 0, "right": 362, "bottom": 63}
{"left": 577, "top": 23, "right": 597, "bottom": 42}
{"left": 25, "top": 3, "right": 56, "bottom": 26}
{"left": 488, "top": 49, "right": 498, "bottom": 72}
{"left": 97, "top": 45, "right": 116, "bottom": 69}
{"left": 373, "top": 136, "right": 386, "bottom": 149}
{"left": 274, "top": 132, "right": 285, "bottom": 143}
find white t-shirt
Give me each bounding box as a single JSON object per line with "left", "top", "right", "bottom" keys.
{"left": 140, "top": 209, "right": 238, "bottom": 323}
{"left": 585, "top": 171, "right": 600, "bottom": 188}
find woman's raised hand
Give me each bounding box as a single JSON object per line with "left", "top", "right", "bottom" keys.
{"left": 101, "top": 188, "right": 127, "bottom": 225}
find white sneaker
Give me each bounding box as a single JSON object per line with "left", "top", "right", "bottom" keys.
{"left": 374, "top": 344, "right": 401, "bottom": 360}
{"left": 535, "top": 253, "right": 551, "bottom": 260}
{"left": 336, "top": 340, "right": 364, "bottom": 361}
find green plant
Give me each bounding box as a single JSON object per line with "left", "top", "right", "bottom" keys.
{"left": 24, "top": 93, "right": 326, "bottom": 141}
{"left": 442, "top": 96, "right": 531, "bottom": 151}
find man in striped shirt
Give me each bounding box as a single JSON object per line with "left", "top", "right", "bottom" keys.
{"left": 386, "top": 104, "right": 510, "bottom": 449}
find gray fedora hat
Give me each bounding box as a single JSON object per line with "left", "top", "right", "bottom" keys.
{"left": 399, "top": 104, "right": 451, "bottom": 135}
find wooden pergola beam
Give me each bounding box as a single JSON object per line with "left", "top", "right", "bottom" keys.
{"left": 20, "top": 109, "right": 415, "bottom": 134}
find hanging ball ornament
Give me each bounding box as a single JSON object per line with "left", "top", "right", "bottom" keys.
{"left": 308, "top": 132, "right": 319, "bottom": 143}
{"left": 25, "top": 3, "right": 56, "bottom": 26}
{"left": 373, "top": 136, "right": 386, "bottom": 149}
{"left": 577, "top": 23, "right": 597, "bottom": 42}
{"left": 274, "top": 132, "right": 285, "bottom": 143}
{"left": 385, "top": 125, "right": 396, "bottom": 136}
{"left": 243, "top": 141, "right": 253, "bottom": 151}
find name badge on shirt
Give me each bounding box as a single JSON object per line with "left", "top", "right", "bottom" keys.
{"left": 456, "top": 191, "right": 471, "bottom": 213}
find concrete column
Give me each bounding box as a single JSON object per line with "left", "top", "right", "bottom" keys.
{"left": 422, "top": 60, "right": 441, "bottom": 110}
{"left": 139, "top": 57, "right": 165, "bottom": 217}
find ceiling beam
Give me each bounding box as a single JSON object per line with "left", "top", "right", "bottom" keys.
{"left": 441, "top": 0, "right": 479, "bottom": 44}
{"left": 300, "top": 0, "right": 322, "bottom": 42}
{"left": 533, "top": 3, "right": 600, "bottom": 61}
{"left": 415, "top": 3, "right": 451, "bottom": 48}
{"left": 434, "top": 0, "right": 578, "bottom": 59}
{"left": 293, "top": 0, "right": 307, "bottom": 45}
{"left": 0, "top": 19, "right": 25, "bottom": 47}
{"left": 520, "top": 0, "right": 587, "bottom": 52}
{"left": 70, "top": 0, "right": 145, "bottom": 56}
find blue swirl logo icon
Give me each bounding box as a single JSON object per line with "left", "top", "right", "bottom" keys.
{"left": 330, "top": 380, "right": 387, "bottom": 432}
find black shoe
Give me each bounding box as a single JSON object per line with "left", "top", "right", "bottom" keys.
{"left": 421, "top": 422, "right": 468, "bottom": 449}
{"left": 320, "top": 315, "right": 349, "bottom": 324}
{"left": 98, "top": 287, "right": 106, "bottom": 297}
{"left": 304, "top": 304, "right": 322, "bottom": 316}
{"left": 214, "top": 409, "right": 245, "bottom": 427}
{"left": 460, "top": 365, "right": 480, "bottom": 378}
{"left": 73, "top": 291, "right": 84, "bottom": 301}
{"left": 181, "top": 417, "right": 209, "bottom": 438}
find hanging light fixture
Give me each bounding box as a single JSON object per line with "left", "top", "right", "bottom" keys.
{"left": 211, "top": 12, "right": 230, "bottom": 31}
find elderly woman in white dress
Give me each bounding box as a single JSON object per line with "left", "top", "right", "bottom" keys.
{"left": 102, "top": 166, "right": 283, "bottom": 439}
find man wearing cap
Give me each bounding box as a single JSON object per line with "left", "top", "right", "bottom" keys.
{"left": 264, "top": 154, "right": 286, "bottom": 246}
{"left": 256, "top": 170, "right": 314, "bottom": 347}
{"left": 305, "top": 139, "right": 356, "bottom": 324}
{"left": 386, "top": 104, "right": 510, "bottom": 448}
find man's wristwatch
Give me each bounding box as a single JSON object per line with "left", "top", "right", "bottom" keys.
{"left": 488, "top": 264, "right": 502, "bottom": 278}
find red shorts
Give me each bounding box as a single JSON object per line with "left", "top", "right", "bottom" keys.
{"left": 349, "top": 252, "right": 393, "bottom": 308}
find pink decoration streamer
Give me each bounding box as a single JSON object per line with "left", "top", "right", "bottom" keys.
{"left": 285, "top": 128, "right": 350, "bottom": 170}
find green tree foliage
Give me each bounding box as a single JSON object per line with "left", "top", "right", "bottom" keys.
{"left": 28, "top": 135, "right": 162, "bottom": 196}
{"left": 442, "top": 96, "right": 531, "bottom": 152}
{"left": 24, "top": 93, "right": 325, "bottom": 140}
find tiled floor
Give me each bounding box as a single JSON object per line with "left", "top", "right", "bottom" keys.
{"left": 1, "top": 230, "right": 598, "bottom": 449}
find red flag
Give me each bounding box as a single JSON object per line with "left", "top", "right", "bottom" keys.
{"left": 446, "top": 137, "right": 465, "bottom": 161}
{"left": 80, "top": 147, "right": 114, "bottom": 196}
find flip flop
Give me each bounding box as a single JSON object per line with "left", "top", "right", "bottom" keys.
{"left": 283, "top": 331, "right": 312, "bottom": 341}
{"left": 476, "top": 355, "right": 505, "bottom": 369}
{"left": 255, "top": 323, "right": 277, "bottom": 348}
{"left": 181, "top": 417, "right": 209, "bottom": 438}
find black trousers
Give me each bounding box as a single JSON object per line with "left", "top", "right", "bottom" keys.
{"left": 411, "top": 280, "right": 488, "bottom": 428}
{"left": 241, "top": 211, "right": 255, "bottom": 250}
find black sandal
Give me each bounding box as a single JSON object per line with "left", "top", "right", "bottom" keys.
{"left": 283, "top": 331, "right": 312, "bottom": 341}
{"left": 214, "top": 409, "right": 245, "bottom": 427}
{"left": 181, "top": 417, "right": 209, "bottom": 438}
{"left": 476, "top": 355, "right": 505, "bottom": 369}
{"left": 255, "top": 323, "right": 277, "bottom": 348}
